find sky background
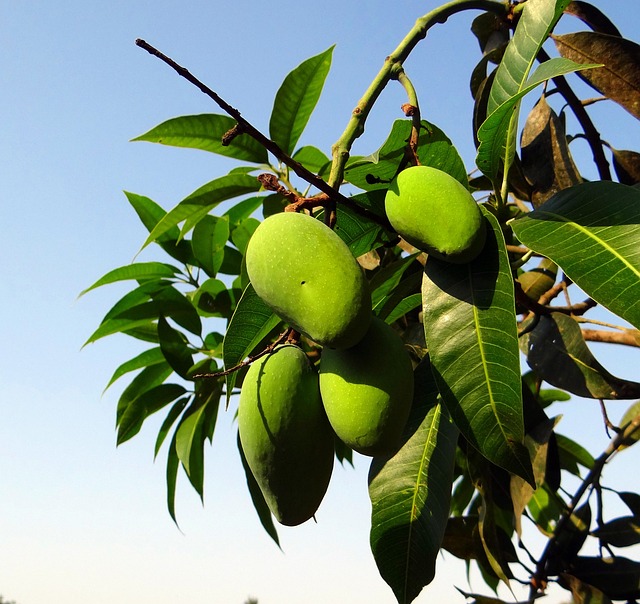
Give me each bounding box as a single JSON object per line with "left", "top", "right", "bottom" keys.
{"left": 1, "top": 2, "right": 639, "bottom": 603}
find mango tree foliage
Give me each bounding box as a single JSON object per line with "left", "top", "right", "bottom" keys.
{"left": 83, "top": 1, "right": 640, "bottom": 602}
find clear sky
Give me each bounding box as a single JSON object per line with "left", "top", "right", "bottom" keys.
{"left": 1, "top": 2, "right": 639, "bottom": 603}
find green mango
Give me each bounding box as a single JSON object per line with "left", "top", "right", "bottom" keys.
{"left": 319, "top": 317, "right": 414, "bottom": 457}
{"left": 245, "top": 211, "right": 371, "bottom": 349}
{"left": 238, "top": 345, "right": 334, "bottom": 526}
{"left": 385, "top": 165, "right": 486, "bottom": 264}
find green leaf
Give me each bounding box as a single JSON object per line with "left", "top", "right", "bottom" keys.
{"left": 157, "top": 316, "right": 194, "bottom": 379}
{"left": 104, "top": 347, "right": 166, "bottom": 392}
{"left": 223, "top": 196, "right": 264, "bottom": 227}
{"left": 555, "top": 433, "right": 595, "bottom": 474}
{"left": 117, "top": 383, "right": 187, "bottom": 445}
{"left": 116, "top": 363, "right": 173, "bottom": 425}
{"left": 269, "top": 46, "right": 334, "bottom": 155}
{"left": 142, "top": 173, "right": 261, "bottom": 249}
{"left": 222, "top": 284, "right": 281, "bottom": 405}
{"left": 80, "top": 262, "right": 181, "bottom": 296}
{"left": 370, "top": 254, "right": 420, "bottom": 310}
{"left": 230, "top": 217, "right": 260, "bottom": 254}
{"left": 592, "top": 517, "right": 640, "bottom": 548}
{"left": 369, "top": 357, "right": 459, "bottom": 604}
{"left": 559, "top": 573, "right": 613, "bottom": 604}
{"left": 570, "top": 556, "right": 640, "bottom": 600}
{"left": 237, "top": 432, "right": 280, "bottom": 548}
{"left": 520, "top": 312, "right": 640, "bottom": 399}
{"left": 166, "top": 431, "right": 181, "bottom": 525}
{"left": 477, "top": 57, "right": 597, "bottom": 184}
{"left": 511, "top": 181, "right": 640, "bottom": 329}
{"left": 422, "top": 209, "right": 533, "bottom": 483}
{"left": 292, "top": 145, "right": 331, "bottom": 174}
{"left": 154, "top": 397, "right": 189, "bottom": 459}
{"left": 553, "top": 32, "right": 640, "bottom": 120}
{"left": 191, "top": 214, "right": 230, "bottom": 277}
{"left": 132, "top": 114, "right": 268, "bottom": 163}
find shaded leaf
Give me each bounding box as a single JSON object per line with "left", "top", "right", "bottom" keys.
{"left": 80, "top": 262, "right": 180, "bottom": 297}
{"left": 222, "top": 284, "right": 281, "bottom": 405}
{"left": 570, "top": 556, "right": 640, "bottom": 600}
{"left": 560, "top": 573, "right": 613, "bottom": 604}
{"left": 555, "top": 433, "right": 595, "bottom": 474}
{"left": 175, "top": 399, "right": 209, "bottom": 498}
{"left": 521, "top": 94, "right": 582, "bottom": 207}
{"left": 471, "top": 11, "right": 510, "bottom": 56}
{"left": 141, "top": 173, "right": 261, "bottom": 249}
{"left": 292, "top": 145, "right": 331, "bottom": 175}
{"left": 191, "top": 278, "right": 238, "bottom": 320}
{"left": 511, "top": 181, "right": 640, "bottom": 330}
{"left": 554, "top": 32, "right": 640, "bottom": 119}
{"left": 528, "top": 482, "right": 566, "bottom": 535}
{"left": 157, "top": 316, "right": 193, "bottom": 379}
{"left": 237, "top": 432, "right": 280, "bottom": 547}
{"left": 611, "top": 148, "right": 640, "bottom": 186}
{"left": 222, "top": 196, "right": 264, "bottom": 227}
{"left": 369, "top": 357, "right": 459, "bottom": 604}
{"left": 230, "top": 217, "right": 260, "bottom": 254}
{"left": 116, "top": 363, "right": 173, "bottom": 426}
{"left": 619, "top": 492, "right": 640, "bottom": 517}
{"left": 520, "top": 312, "right": 640, "bottom": 399}
{"left": 547, "top": 502, "right": 591, "bottom": 574}
{"left": 132, "top": 114, "right": 268, "bottom": 163}
{"left": 422, "top": 209, "right": 533, "bottom": 483}
{"left": 592, "top": 516, "right": 640, "bottom": 548}
{"left": 619, "top": 399, "right": 640, "bottom": 449}
{"left": 269, "top": 46, "right": 334, "bottom": 155}
{"left": 564, "top": 2, "right": 621, "bottom": 37}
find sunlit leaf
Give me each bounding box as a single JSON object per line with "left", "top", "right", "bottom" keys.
{"left": 154, "top": 397, "right": 189, "bottom": 459}
{"left": 116, "top": 363, "right": 173, "bottom": 426}
{"left": 269, "top": 46, "right": 334, "bottom": 155}
{"left": 554, "top": 32, "right": 640, "bottom": 119}
{"left": 222, "top": 284, "right": 281, "bottom": 405}
{"left": 422, "top": 209, "right": 533, "bottom": 482}
{"left": 511, "top": 181, "right": 640, "bottom": 330}
{"left": 191, "top": 214, "right": 229, "bottom": 277}
{"left": 520, "top": 312, "right": 640, "bottom": 399}
{"left": 80, "top": 262, "right": 180, "bottom": 296}
{"left": 166, "top": 432, "right": 180, "bottom": 525}
{"left": 132, "top": 114, "right": 268, "bottom": 163}
{"left": 555, "top": 433, "right": 595, "bottom": 474}
{"left": 292, "top": 145, "right": 331, "bottom": 175}
{"left": 369, "top": 357, "right": 458, "bottom": 604}
{"left": 104, "top": 347, "right": 166, "bottom": 392}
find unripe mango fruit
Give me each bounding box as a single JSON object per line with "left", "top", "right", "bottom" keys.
{"left": 319, "top": 317, "right": 414, "bottom": 456}
{"left": 385, "top": 165, "right": 486, "bottom": 264}
{"left": 246, "top": 212, "right": 371, "bottom": 349}
{"left": 238, "top": 345, "right": 335, "bottom": 526}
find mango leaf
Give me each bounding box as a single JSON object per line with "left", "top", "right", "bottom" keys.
{"left": 116, "top": 363, "right": 173, "bottom": 426}
{"left": 269, "top": 46, "right": 334, "bottom": 155}
{"left": 570, "top": 556, "right": 640, "bottom": 600}
{"left": 292, "top": 145, "right": 331, "bottom": 175}
{"left": 477, "top": 57, "right": 597, "bottom": 185}
{"left": 222, "top": 196, "right": 264, "bottom": 227}
{"left": 619, "top": 400, "right": 640, "bottom": 450}
{"left": 553, "top": 32, "right": 640, "bottom": 119}
{"left": 80, "top": 262, "right": 181, "bottom": 297}
{"left": 520, "top": 94, "right": 582, "bottom": 207}
{"left": 104, "top": 347, "right": 166, "bottom": 392}
{"left": 511, "top": 181, "right": 640, "bottom": 329}
{"left": 154, "top": 397, "right": 189, "bottom": 459}
{"left": 555, "top": 433, "right": 595, "bottom": 474}
{"left": 124, "top": 191, "right": 194, "bottom": 263}
{"left": 117, "top": 383, "right": 187, "bottom": 445}
{"left": 237, "top": 432, "right": 280, "bottom": 548}
{"left": 132, "top": 114, "right": 268, "bottom": 163}
{"left": 563, "top": 2, "right": 621, "bottom": 37}
{"left": 166, "top": 432, "right": 180, "bottom": 524}
{"left": 528, "top": 482, "right": 565, "bottom": 535}
{"left": 175, "top": 399, "right": 211, "bottom": 499}
{"left": 191, "top": 214, "right": 229, "bottom": 278}
{"left": 157, "top": 316, "right": 194, "bottom": 379}
{"left": 141, "top": 174, "right": 261, "bottom": 249}
{"left": 592, "top": 517, "right": 640, "bottom": 548}
{"left": 222, "top": 284, "right": 281, "bottom": 405}
{"left": 371, "top": 254, "right": 420, "bottom": 310}
{"left": 611, "top": 148, "right": 640, "bottom": 186}
{"left": 344, "top": 119, "right": 467, "bottom": 191}
{"left": 422, "top": 209, "right": 533, "bottom": 483}
{"left": 520, "top": 312, "right": 640, "bottom": 399}
{"left": 619, "top": 492, "right": 640, "bottom": 517}
{"left": 547, "top": 503, "right": 592, "bottom": 574}
{"left": 560, "top": 573, "right": 613, "bottom": 604}
{"left": 369, "top": 357, "right": 458, "bottom": 604}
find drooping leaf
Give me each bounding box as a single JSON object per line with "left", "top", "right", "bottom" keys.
{"left": 547, "top": 503, "right": 592, "bottom": 574}
{"left": 527, "top": 482, "right": 566, "bottom": 535}
{"left": 141, "top": 173, "right": 261, "bottom": 249}
{"left": 555, "top": 433, "right": 595, "bottom": 474}
{"left": 511, "top": 181, "right": 640, "bottom": 330}
{"left": 222, "top": 284, "right": 281, "bottom": 405}
{"left": 619, "top": 492, "right": 640, "bottom": 517}
{"left": 371, "top": 254, "right": 420, "bottom": 311}
{"left": 563, "top": 1, "right": 621, "bottom": 37}
{"left": 166, "top": 431, "right": 180, "bottom": 525}
{"left": 237, "top": 432, "right": 280, "bottom": 548}
{"left": 471, "top": 10, "right": 510, "bottom": 56}
{"left": 592, "top": 516, "right": 640, "bottom": 548}
{"left": 369, "top": 357, "right": 459, "bottom": 604}
{"left": 611, "top": 148, "right": 640, "bottom": 186}
{"left": 521, "top": 313, "right": 640, "bottom": 399}
{"left": 560, "top": 573, "right": 614, "bottom": 604}
{"left": 157, "top": 316, "right": 194, "bottom": 379}
{"left": 422, "top": 209, "right": 533, "bottom": 483}
{"left": 569, "top": 556, "right": 640, "bottom": 600}
{"left": 619, "top": 399, "right": 640, "bottom": 449}
{"left": 174, "top": 399, "right": 209, "bottom": 498}
{"left": 104, "top": 347, "right": 166, "bottom": 391}
{"left": 154, "top": 397, "right": 189, "bottom": 459}
{"left": 553, "top": 32, "right": 640, "bottom": 119}
{"left": 132, "top": 114, "right": 268, "bottom": 163}
{"left": 520, "top": 94, "right": 582, "bottom": 207}
{"left": 116, "top": 363, "right": 173, "bottom": 426}
{"left": 80, "top": 262, "right": 181, "bottom": 296}
{"left": 191, "top": 214, "right": 230, "bottom": 277}
{"left": 269, "top": 46, "right": 334, "bottom": 155}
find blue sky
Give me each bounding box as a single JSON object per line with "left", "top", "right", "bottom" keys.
{"left": 1, "top": 2, "right": 639, "bottom": 603}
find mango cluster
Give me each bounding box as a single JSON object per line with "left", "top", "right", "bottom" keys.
{"left": 239, "top": 212, "right": 414, "bottom": 526}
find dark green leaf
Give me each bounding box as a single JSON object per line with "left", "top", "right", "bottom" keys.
{"left": 157, "top": 316, "right": 194, "bottom": 379}
{"left": 222, "top": 196, "right": 264, "bottom": 227}
{"left": 191, "top": 279, "right": 237, "bottom": 320}
{"left": 554, "top": 32, "right": 640, "bottom": 119}
{"left": 511, "top": 181, "right": 640, "bottom": 330}
{"left": 471, "top": 11, "right": 510, "bottom": 55}
{"left": 116, "top": 363, "right": 173, "bottom": 425}
{"left": 520, "top": 312, "right": 640, "bottom": 399}
{"left": 371, "top": 254, "right": 420, "bottom": 310}
{"left": 422, "top": 209, "right": 533, "bottom": 483}
{"left": 142, "top": 173, "right": 261, "bottom": 249}
{"left": 547, "top": 503, "right": 592, "bottom": 574}
{"left": 269, "top": 46, "right": 334, "bottom": 154}
{"left": 219, "top": 245, "right": 243, "bottom": 275}
{"left": 191, "top": 215, "right": 229, "bottom": 277}
{"left": 369, "top": 357, "right": 459, "bottom": 604}
{"left": 222, "top": 284, "right": 281, "bottom": 405}
{"left": 230, "top": 217, "right": 260, "bottom": 254}
{"left": 122, "top": 323, "right": 161, "bottom": 343}
{"left": 559, "top": 573, "right": 613, "bottom": 604}
{"left": 619, "top": 492, "right": 640, "bottom": 517}
{"left": 118, "top": 383, "right": 187, "bottom": 445}
{"left": 132, "top": 114, "right": 268, "bottom": 163}
{"left": 237, "top": 432, "right": 280, "bottom": 547}
{"left": 592, "top": 516, "right": 640, "bottom": 548}
{"left": 555, "top": 433, "right": 595, "bottom": 474}
{"left": 292, "top": 145, "right": 331, "bottom": 175}
{"left": 154, "top": 397, "right": 189, "bottom": 459}
{"left": 166, "top": 432, "right": 180, "bottom": 525}
{"left": 80, "top": 262, "right": 180, "bottom": 297}
{"left": 570, "top": 556, "right": 640, "bottom": 600}
{"left": 104, "top": 347, "right": 166, "bottom": 391}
